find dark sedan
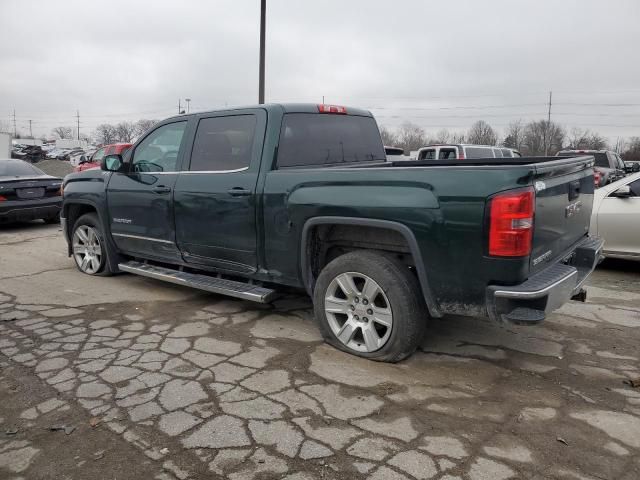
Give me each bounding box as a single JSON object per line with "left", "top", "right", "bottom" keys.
{"left": 0, "top": 159, "right": 63, "bottom": 223}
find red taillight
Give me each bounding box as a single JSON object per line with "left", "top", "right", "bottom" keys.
{"left": 0, "top": 195, "right": 6, "bottom": 202}
{"left": 593, "top": 171, "right": 601, "bottom": 188}
{"left": 458, "top": 149, "right": 465, "bottom": 160}
{"left": 488, "top": 188, "right": 535, "bottom": 257}
{"left": 317, "top": 104, "right": 347, "bottom": 114}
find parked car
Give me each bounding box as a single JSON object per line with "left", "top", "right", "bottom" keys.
{"left": 624, "top": 161, "right": 640, "bottom": 173}
{"left": 416, "top": 144, "right": 521, "bottom": 160}
{"left": 61, "top": 103, "right": 602, "bottom": 362}
{"left": 589, "top": 172, "right": 640, "bottom": 261}
{"left": 0, "top": 159, "right": 62, "bottom": 223}
{"left": 557, "top": 150, "right": 626, "bottom": 188}
{"left": 75, "top": 143, "right": 131, "bottom": 172}
{"left": 384, "top": 146, "right": 408, "bottom": 161}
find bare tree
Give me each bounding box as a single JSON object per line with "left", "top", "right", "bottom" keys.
{"left": 567, "top": 128, "right": 590, "bottom": 149}
{"left": 467, "top": 120, "right": 497, "bottom": 145}
{"left": 115, "top": 122, "right": 137, "bottom": 143}
{"left": 93, "top": 124, "right": 118, "bottom": 145}
{"left": 451, "top": 131, "right": 466, "bottom": 144}
{"left": 379, "top": 126, "right": 399, "bottom": 147}
{"left": 521, "top": 120, "right": 565, "bottom": 156}
{"left": 503, "top": 120, "right": 525, "bottom": 151}
{"left": 585, "top": 132, "right": 608, "bottom": 150}
{"left": 52, "top": 126, "right": 73, "bottom": 139}
{"left": 135, "top": 119, "right": 158, "bottom": 137}
{"left": 432, "top": 129, "right": 451, "bottom": 144}
{"left": 396, "top": 122, "right": 427, "bottom": 153}
{"left": 622, "top": 137, "right": 640, "bottom": 162}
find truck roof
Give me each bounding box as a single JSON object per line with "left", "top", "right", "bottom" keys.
{"left": 164, "top": 103, "right": 373, "bottom": 122}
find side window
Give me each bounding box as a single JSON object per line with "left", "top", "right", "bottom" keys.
{"left": 420, "top": 149, "right": 436, "bottom": 160}
{"left": 615, "top": 154, "right": 625, "bottom": 170}
{"left": 501, "top": 148, "right": 513, "bottom": 158}
{"left": 629, "top": 179, "right": 640, "bottom": 196}
{"left": 132, "top": 122, "right": 187, "bottom": 173}
{"left": 189, "top": 115, "right": 257, "bottom": 171}
{"left": 92, "top": 148, "right": 106, "bottom": 162}
{"left": 438, "top": 148, "right": 456, "bottom": 159}
{"left": 465, "top": 147, "right": 493, "bottom": 158}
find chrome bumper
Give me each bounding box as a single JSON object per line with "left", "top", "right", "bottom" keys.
{"left": 486, "top": 236, "right": 604, "bottom": 324}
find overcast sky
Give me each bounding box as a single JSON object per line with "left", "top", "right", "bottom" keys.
{"left": 1, "top": 0, "right": 639, "bottom": 142}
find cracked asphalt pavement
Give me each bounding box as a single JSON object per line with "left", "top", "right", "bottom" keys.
{"left": 1, "top": 222, "right": 639, "bottom": 480}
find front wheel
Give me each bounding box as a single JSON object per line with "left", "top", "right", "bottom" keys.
{"left": 71, "top": 213, "right": 113, "bottom": 276}
{"left": 313, "top": 250, "right": 427, "bottom": 362}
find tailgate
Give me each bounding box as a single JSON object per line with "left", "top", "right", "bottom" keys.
{"left": 530, "top": 156, "right": 594, "bottom": 274}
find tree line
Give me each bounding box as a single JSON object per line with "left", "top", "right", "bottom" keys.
{"left": 380, "top": 119, "right": 640, "bottom": 159}
{"left": 47, "top": 119, "right": 159, "bottom": 145}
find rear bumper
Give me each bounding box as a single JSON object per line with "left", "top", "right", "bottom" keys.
{"left": 0, "top": 198, "right": 62, "bottom": 223}
{"left": 486, "top": 236, "right": 604, "bottom": 324}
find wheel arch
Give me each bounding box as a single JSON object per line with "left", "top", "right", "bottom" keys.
{"left": 300, "top": 216, "right": 442, "bottom": 317}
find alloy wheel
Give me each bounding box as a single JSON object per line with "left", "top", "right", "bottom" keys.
{"left": 72, "top": 225, "right": 103, "bottom": 274}
{"left": 324, "top": 272, "right": 393, "bottom": 353}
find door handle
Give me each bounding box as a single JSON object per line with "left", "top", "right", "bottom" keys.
{"left": 227, "top": 187, "right": 251, "bottom": 197}
{"left": 152, "top": 185, "right": 172, "bottom": 194}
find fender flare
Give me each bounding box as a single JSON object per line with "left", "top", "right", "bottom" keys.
{"left": 63, "top": 199, "right": 121, "bottom": 272}
{"left": 300, "top": 216, "right": 442, "bottom": 318}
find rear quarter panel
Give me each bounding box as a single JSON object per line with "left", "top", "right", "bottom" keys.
{"left": 262, "top": 165, "right": 535, "bottom": 316}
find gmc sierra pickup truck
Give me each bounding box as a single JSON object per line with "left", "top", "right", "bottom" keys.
{"left": 61, "top": 103, "right": 603, "bottom": 362}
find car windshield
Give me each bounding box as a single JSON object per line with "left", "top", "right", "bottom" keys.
{"left": 0, "top": 161, "right": 45, "bottom": 176}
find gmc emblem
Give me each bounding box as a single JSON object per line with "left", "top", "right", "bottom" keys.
{"left": 565, "top": 200, "right": 582, "bottom": 218}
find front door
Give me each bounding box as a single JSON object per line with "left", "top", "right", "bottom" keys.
{"left": 106, "top": 120, "right": 188, "bottom": 262}
{"left": 173, "top": 110, "right": 265, "bottom": 273}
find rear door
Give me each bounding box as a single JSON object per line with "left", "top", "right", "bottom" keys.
{"left": 106, "top": 120, "right": 188, "bottom": 262}
{"left": 529, "top": 157, "right": 594, "bottom": 272}
{"left": 173, "top": 109, "right": 265, "bottom": 273}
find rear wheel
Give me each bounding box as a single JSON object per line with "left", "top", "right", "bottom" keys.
{"left": 313, "top": 250, "right": 427, "bottom": 362}
{"left": 71, "top": 213, "right": 113, "bottom": 276}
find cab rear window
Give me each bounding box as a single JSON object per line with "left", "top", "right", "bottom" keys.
{"left": 277, "top": 114, "right": 385, "bottom": 168}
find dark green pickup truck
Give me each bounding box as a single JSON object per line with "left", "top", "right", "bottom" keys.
{"left": 61, "top": 103, "right": 603, "bottom": 362}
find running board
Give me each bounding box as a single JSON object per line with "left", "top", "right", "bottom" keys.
{"left": 118, "top": 261, "right": 278, "bottom": 303}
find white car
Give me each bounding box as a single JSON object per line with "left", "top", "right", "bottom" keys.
{"left": 589, "top": 171, "right": 640, "bottom": 261}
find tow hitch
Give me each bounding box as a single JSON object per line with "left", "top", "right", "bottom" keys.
{"left": 571, "top": 288, "right": 587, "bottom": 302}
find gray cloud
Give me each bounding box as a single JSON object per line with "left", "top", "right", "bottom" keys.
{"left": 1, "top": 0, "right": 638, "bottom": 142}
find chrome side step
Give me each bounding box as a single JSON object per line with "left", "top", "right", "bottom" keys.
{"left": 118, "top": 260, "right": 278, "bottom": 303}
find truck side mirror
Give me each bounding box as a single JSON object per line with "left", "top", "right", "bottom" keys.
{"left": 610, "top": 185, "right": 631, "bottom": 198}
{"left": 101, "top": 154, "right": 123, "bottom": 172}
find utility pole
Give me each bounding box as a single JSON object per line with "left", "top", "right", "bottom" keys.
{"left": 12, "top": 109, "right": 17, "bottom": 137}
{"left": 28, "top": 120, "right": 33, "bottom": 138}
{"left": 76, "top": 110, "right": 80, "bottom": 140}
{"left": 185, "top": 98, "right": 191, "bottom": 113}
{"left": 178, "top": 99, "right": 182, "bottom": 114}
{"left": 258, "top": 0, "right": 266, "bottom": 104}
{"left": 544, "top": 91, "right": 552, "bottom": 156}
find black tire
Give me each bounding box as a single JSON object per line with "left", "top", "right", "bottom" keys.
{"left": 313, "top": 250, "right": 427, "bottom": 362}
{"left": 71, "top": 212, "right": 114, "bottom": 276}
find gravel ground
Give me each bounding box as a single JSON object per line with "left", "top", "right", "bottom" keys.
{"left": 0, "top": 222, "right": 639, "bottom": 480}
{"left": 34, "top": 160, "right": 74, "bottom": 178}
